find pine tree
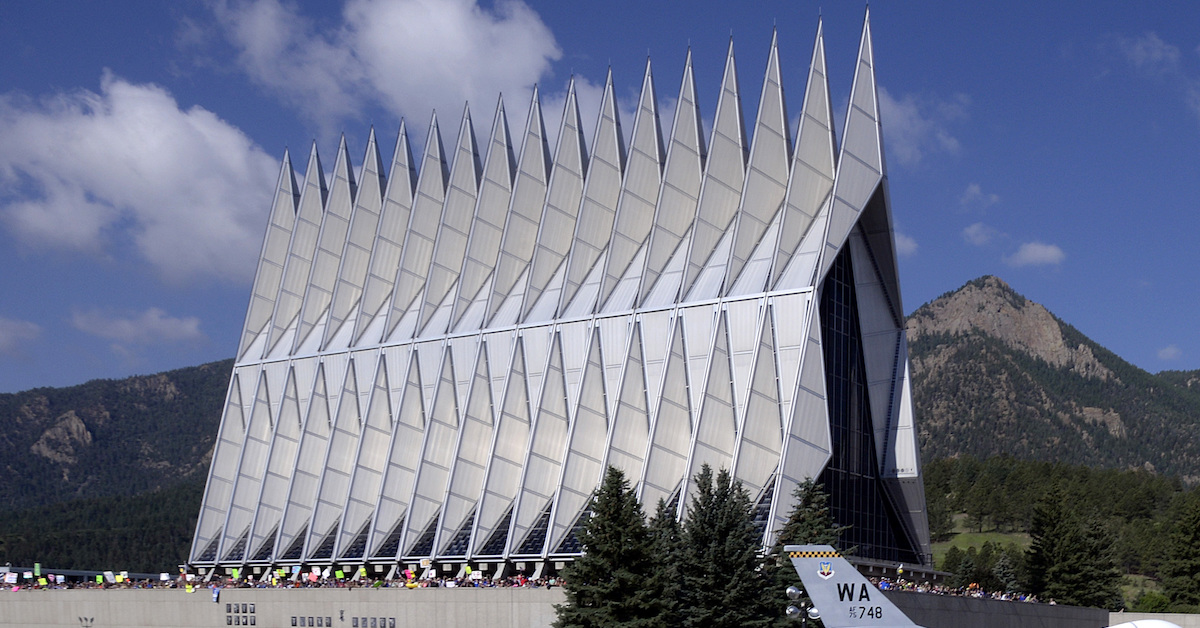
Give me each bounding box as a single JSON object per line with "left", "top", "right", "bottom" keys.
{"left": 678, "top": 464, "right": 774, "bottom": 628}
{"left": 1161, "top": 496, "right": 1200, "bottom": 608}
{"left": 554, "top": 466, "right": 657, "bottom": 628}
{"left": 647, "top": 498, "right": 685, "bottom": 628}
{"left": 1025, "top": 486, "right": 1068, "bottom": 597}
{"left": 767, "top": 478, "right": 847, "bottom": 626}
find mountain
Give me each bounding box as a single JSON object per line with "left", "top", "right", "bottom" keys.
{"left": 0, "top": 359, "right": 233, "bottom": 512}
{"left": 907, "top": 276, "right": 1200, "bottom": 479}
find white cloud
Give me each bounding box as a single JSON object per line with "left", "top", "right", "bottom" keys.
{"left": 894, "top": 232, "right": 918, "bottom": 257}
{"left": 72, "top": 307, "right": 204, "bottom": 346}
{"left": 1119, "top": 32, "right": 1181, "bottom": 75}
{"left": 0, "top": 73, "right": 278, "bottom": 283}
{"left": 962, "top": 222, "right": 998, "bottom": 246}
{"left": 1158, "top": 344, "right": 1183, "bottom": 361}
{"left": 1004, "top": 241, "right": 1065, "bottom": 267}
{"left": 877, "top": 86, "right": 968, "bottom": 166}
{"left": 959, "top": 183, "right": 999, "bottom": 210}
{"left": 0, "top": 317, "right": 41, "bottom": 356}
{"left": 214, "top": 0, "right": 562, "bottom": 134}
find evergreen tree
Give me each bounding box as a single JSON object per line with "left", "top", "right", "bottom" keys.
{"left": 1025, "top": 486, "right": 1068, "bottom": 596}
{"left": 647, "top": 498, "right": 685, "bottom": 628}
{"left": 678, "top": 465, "right": 774, "bottom": 628}
{"left": 554, "top": 466, "right": 657, "bottom": 628}
{"left": 1042, "top": 517, "right": 1122, "bottom": 609}
{"left": 767, "top": 479, "right": 848, "bottom": 626}
{"left": 1161, "top": 496, "right": 1200, "bottom": 607}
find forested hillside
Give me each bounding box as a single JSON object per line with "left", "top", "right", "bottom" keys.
{"left": 0, "top": 359, "right": 232, "bottom": 511}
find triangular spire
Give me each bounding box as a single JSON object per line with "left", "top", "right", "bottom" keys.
{"left": 599, "top": 57, "right": 664, "bottom": 311}
{"left": 773, "top": 18, "right": 837, "bottom": 290}
{"left": 353, "top": 121, "right": 417, "bottom": 345}
{"left": 322, "top": 127, "right": 387, "bottom": 350}
{"left": 417, "top": 104, "right": 482, "bottom": 335}
{"left": 484, "top": 87, "right": 552, "bottom": 327}
{"left": 725, "top": 28, "right": 792, "bottom": 296}
{"left": 681, "top": 37, "right": 748, "bottom": 302}
{"left": 237, "top": 149, "right": 300, "bottom": 361}
{"left": 265, "top": 141, "right": 327, "bottom": 356}
{"left": 637, "top": 49, "right": 706, "bottom": 307}
{"left": 295, "top": 134, "right": 357, "bottom": 353}
{"left": 384, "top": 112, "right": 449, "bottom": 342}
{"left": 450, "top": 96, "right": 516, "bottom": 331}
{"left": 559, "top": 68, "right": 625, "bottom": 315}
{"left": 520, "top": 78, "right": 589, "bottom": 324}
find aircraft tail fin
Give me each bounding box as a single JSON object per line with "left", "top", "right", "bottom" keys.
{"left": 784, "top": 544, "right": 918, "bottom": 628}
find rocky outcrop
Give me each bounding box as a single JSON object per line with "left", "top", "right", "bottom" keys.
{"left": 29, "top": 411, "right": 93, "bottom": 464}
{"left": 907, "top": 276, "right": 1113, "bottom": 381}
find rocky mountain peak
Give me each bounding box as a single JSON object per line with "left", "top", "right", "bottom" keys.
{"left": 907, "top": 275, "right": 1113, "bottom": 381}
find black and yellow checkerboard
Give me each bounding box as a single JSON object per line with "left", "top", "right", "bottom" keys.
{"left": 787, "top": 550, "right": 841, "bottom": 559}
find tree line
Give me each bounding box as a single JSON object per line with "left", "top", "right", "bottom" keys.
{"left": 928, "top": 455, "right": 1200, "bottom": 611}
{"left": 555, "top": 465, "right": 843, "bottom": 628}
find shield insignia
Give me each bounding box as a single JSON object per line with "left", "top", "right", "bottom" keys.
{"left": 818, "top": 561, "right": 834, "bottom": 579}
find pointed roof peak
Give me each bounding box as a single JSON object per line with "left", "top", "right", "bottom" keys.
{"left": 461, "top": 100, "right": 472, "bottom": 121}
{"left": 604, "top": 66, "right": 614, "bottom": 85}
{"left": 771, "top": 25, "right": 779, "bottom": 46}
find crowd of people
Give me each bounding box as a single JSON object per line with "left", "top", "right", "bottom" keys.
{"left": 872, "top": 577, "right": 1045, "bottom": 603}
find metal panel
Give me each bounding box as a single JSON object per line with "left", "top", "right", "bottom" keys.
{"left": 681, "top": 40, "right": 747, "bottom": 302}
{"left": 265, "top": 144, "right": 327, "bottom": 356}
{"left": 521, "top": 80, "right": 588, "bottom": 325}
{"left": 367, "top": 351, "right": 424, "bottom": 559}
{"left": 451, "top": 98, "right": 515, "bottom": 332}
{"left": 305, "top": 359, "right": 363, "bottom": 559}
{"left": 295, "top": 138, "right": 357, "bottom": 353}
{"left": 682, "top": 311, "right": 738, "bottom": 503}
{"left": 725, "top": 31, "right": 791, "bottom": 296}
{"left": 417, "top": 107, "right": 481, "bottom": 337}
{"left": 437, "top": 343, "right": 494, "bottom": 555}
{"left": 275, "top": 363, "right": 333, "bottom": 561}
{"left": 247, "top": 366, "right": 303, "bottom": 563}
{"left": 509, "top": 333, "right": 569, "bottom": 556}
{"left": 219, "top": 373, "right": 274, "bottom": 561}
{"left": 560, "top": 71, "right": 625, "bottom": 315}
{"left": 638, "top": 51, "right": 704, "bottom": 307}
{"left": 190, "top": 369, "right": 249, "bottom": 563}
{"left": 730, "top": 299, "right": 783, "bottom": 499}
{"left": 773, "top": 20, "right": 836, "bottom": 290}
{"left": 471, "top": 338, "right": 531, "bottom": 557}
{"left": 401, "top": 347, "right": 460, "bottom": 557}
{"left": 484, "top": 89, "right": 551, "bottom": 328}
{"left": 353, "top": 122, "right": 416, "bottom": 346}
{"left": 639, "top": 316, "right": 692, "bottom": 510}
{"left": 602, "top": 322, "right": 650, "bottom": 484}
{"left": 384, "top": 114, "right": 449, "bottom": 342}
{"left": 599, "top": 59, "right": 663, "bottom": 312}
{"left": 237, "top": 152, "right": 299, "bottom": 362}
{"left": 322, "top": 130, "right": 387, "bottom": 351}
{"left": 549, "top": 329, "right": 609, "bottom": 551}
{"left": 336, "top": 357, "right": 392, "bottom": 558}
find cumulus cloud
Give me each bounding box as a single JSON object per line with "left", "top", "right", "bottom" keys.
{"left": 894, "top": 232, "right": 918, "bottom": 257}
{"left": 962, "top": 222, "right": 999, "bottom": 246}
{"left": 1158, "top": 344, "right": 1183, "bottom": 361}
{"left": 1004, "top": 241, "right": 1065, "bottom": 267}
{"left": 877, "top": 86, "right": 968, "bottom": 166}
{"left": 72, "top": 307, "right": 204, "bottom": 347}
{"left": 960, "top": 183, "right": 999, "bottom": 210}
{"left": 214, "top": 0, "right": 562, "bottom": 134}
{"left": 0, "top": 73, "right": 278, "bottom": 283}
{"left": 0, "top": 317, "right": 41, "bottom": 356}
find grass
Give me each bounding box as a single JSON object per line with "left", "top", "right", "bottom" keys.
{"left": 929, "top": 515, "right": 1030, "bottom": 568}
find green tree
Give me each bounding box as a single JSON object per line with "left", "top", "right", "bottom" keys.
{"left": 767, "top": 478, "right": 848, "bottom": 627}
{"left": 554, "top": 466, "right": 657, "bottom": 628}
{"left": 1042, "top": 517, "right": 1122, "bottom": 609}
{"left": 1161, "top": 496, "right": 1200, "bottom": 607}
{"left": 678, "top": 465, "right": 773, "bottom": 628}
{"left": 647, "top": 498, "right": 685, "bottom": 628}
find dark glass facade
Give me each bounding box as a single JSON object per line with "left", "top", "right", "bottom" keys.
{"left": 819, "top": 246, "right": 919, "bottom": 564}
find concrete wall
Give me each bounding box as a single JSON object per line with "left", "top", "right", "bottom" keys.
{"left": 0, "top": 587, "right": 564, "bottom": 628}
{"left": 4, "top": 587, "right": 1186, "bottom": 628}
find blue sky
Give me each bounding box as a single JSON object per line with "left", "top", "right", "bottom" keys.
{"left": 0, "top": 0, "right": 1197, "bottom": 393}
